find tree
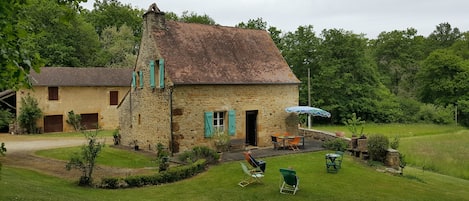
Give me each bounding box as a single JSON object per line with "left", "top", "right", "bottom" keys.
{"left": 97, "top": 25, "right": 137, "bottom": 67}
{"left": 427, "top": 22, "right": 461, "bottom": 51}
{"left": 83, "top": 0, "right": 144, "bottom": 38}
{"left": 416, "top": 49, "right": 469, "bottom": 106}
{"left": 165, "top": 10, "right": 216, "bottom": 25}
{"left": 18, "top": 95, "right": 42, "bottom": 134}
{"left": 370, "top": 28, "right": 425, "bottom": 97}
{"left": 19, "top": 0, "right": 101, "bottom": 67}
{"left": 0, "top": 0, "right": 43, "bottom": 90}
{"left": 236, "top": 18, "right": 267, "bottom": 30}
{"left": 281, "top": 25, "right": 320, "bottom": 105}
{"left": 66, "top": 129, "right": 104, "bottom": 186}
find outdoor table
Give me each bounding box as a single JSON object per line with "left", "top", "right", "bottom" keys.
{"left": 276, "top": 135, "right": 305, "bottom": 150}
{"left": 326, "top": 153, "right": 340, "bottom": 162}
{"left": 325, "top": 153, "right": 341, "bottom": 172}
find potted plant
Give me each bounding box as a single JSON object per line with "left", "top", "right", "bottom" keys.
{"left": 213, "top": 129, "right": 230, "bottom": 153}
{"left": 112, "top": 129, "right": 121, "bottom": 145}
{"left": 344, "top": 113, "right": 365, "bottom": 149}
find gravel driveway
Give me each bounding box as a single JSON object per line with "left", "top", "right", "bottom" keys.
{"left": 0, "top": 133, "right": 154, "bottom": 181}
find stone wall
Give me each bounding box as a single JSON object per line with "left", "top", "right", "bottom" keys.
{"left": 299, "top": 128, "right": 350, "bottom": 142}
{"left": 18, "top": 86, "right": 128, "bottom": 132}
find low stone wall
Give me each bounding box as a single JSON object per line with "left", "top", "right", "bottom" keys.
{"left": 299, "top": 128, "right": 350, "bottom": 142}
{"left": 300, "top": 128, "right": 401, "bottom": 170}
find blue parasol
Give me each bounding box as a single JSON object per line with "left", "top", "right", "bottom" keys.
{"left": 285, "top": 106, "right": 331, "bottom": 118}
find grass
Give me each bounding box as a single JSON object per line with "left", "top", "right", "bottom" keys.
{"left": 36, "top": 146, "right": 156, "bottom": 168}
{"left": 2, "top": 124, "right": 469, "bottom": 200}
{"left": 1, "top": 151, "right": 469, "bottom": 201}
{"left": 313, "top": 123, "right": 464, "bottom": 138}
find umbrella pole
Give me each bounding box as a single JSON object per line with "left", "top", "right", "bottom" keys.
{"left": 308, "top": 115, "right": 311, "bottom": 129}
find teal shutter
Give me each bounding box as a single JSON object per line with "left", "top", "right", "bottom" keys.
{"left": 204, "top": 112, "right": 213, "bottom": 137}
{"left": 132, "top": 71, "right": 136, "bottom": 89}
{"left": 159, "top": 59, "right": 165, "bottom": 89}
{"left": 139, "top": 71, "right": 144, "bottom": 89}
{"left": 228, "top": 110, "right": 236, "bottom": 136}
{"left": 150, "top": 60, "right": 155, "bottom": 89}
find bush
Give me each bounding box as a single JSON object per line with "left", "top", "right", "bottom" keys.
{"left": 100, "top": 159, "right": 207, "bottom": 189}
{"left": 18, "top": 95, "right": 42, "bottom": 134}
{"left": 0, "top": 109, "right": 13, "bottom": 128}
{"left": 178, "top": 146, "right": 219, "bottom": 164}
{"left": 417, "top": 104, "right": 454, "bottom": 124}
{"left": 66, "top": 110, "right": 82, "bottom": 131}
{"left": 367, "top": 134, "right": 389, "bottom": 163}
{"left": 322, "top": 138, "right": 348, "bottom": 151}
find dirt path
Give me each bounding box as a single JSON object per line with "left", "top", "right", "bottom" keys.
{"left": 0, "top": 134, "right": 155, "bottom": 182}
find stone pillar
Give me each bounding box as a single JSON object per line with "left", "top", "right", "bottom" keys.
{"left": 385, "top": 149, "right": 400, "bottom": 169}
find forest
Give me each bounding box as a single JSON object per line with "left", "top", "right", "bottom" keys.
{"left": 1, "top": 0, "right": 469, "bottom": 126}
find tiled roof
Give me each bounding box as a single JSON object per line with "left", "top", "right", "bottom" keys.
{"left": 153, "top": 20, "right": 301, "bottom": 85}
{"left": 29, "top": 67, "right": 133, "bottom": 87}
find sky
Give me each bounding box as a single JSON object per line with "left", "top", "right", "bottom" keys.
{"left": 81, "top": 0, "right": 469, "bottom": 39}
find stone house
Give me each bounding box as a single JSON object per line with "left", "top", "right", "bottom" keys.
{"left": 16, "top": 67, "right": 132, "bottom": 133}
{"left": 118, "top": 4, "right": 301, "bottom": 153}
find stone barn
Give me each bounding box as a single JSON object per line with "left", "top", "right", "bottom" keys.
{"left": 118, "top": 3, "right": 301, "bottom": 153}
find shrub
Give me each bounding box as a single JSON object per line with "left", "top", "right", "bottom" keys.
{"left": 66, "top": 110, "right": 82, "bottom": 131}
{"left": 322, "top": 138, "right": 348, "bottom": 151}
{"left": 178, "top": 146, "right": 219, "bottom": 164}
{"left": 18, "top": 95, "right": 42, "bottom": 134}
{"left": 390, "top": 136, "right": 400, "bottom": 149}
{"left": 156, "top": 143, "right": 170, "bottom": 172}
{"left": 100, "top": 159, "right": 207, "bottom": 189}
{"left": 367, "top": 134, "right": 389, "bottom": 163}
{"left": 417, "top": 104, "right": 454, "bottom": 124}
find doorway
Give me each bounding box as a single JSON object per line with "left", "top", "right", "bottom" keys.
{"left": 245, "top": 110, "right": 258, "bottom": 146}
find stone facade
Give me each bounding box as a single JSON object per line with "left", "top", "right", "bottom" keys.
{"left": 118, "top": 4, "right": 301, "bottom": 153}
{"left": 18, "top": 86, "right": 128, "bottom": 132}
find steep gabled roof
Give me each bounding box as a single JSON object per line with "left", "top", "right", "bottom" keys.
{"left": 153, "top": 20, "right": 300, "bottom": 85}
{"left": 29, "top": 67, "right": 133, "bottom": 87}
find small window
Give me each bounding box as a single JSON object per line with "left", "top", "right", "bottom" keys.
{"left": 213, "top": 111, "right": 225, "bottom": 132}
{"left": 110, "top": 91, "right": 118, "bottom": 105}
{"left": 48, "top": 87, "right": 58, "bottom": 100}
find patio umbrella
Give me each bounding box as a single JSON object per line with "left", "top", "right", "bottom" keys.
{"left": 285, "top": 106, "right": 331, "bottom": 118}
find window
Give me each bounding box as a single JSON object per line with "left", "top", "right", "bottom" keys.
{"left": 110, "top": 91, "right": 118, "bottom": 105}
{"left": 48, "top": 87, "right": 58, "bottom": 100}
{"left": 213, "top": 111, "right": 225, "bottom": 132}
{"left": 205, "top": 110, "right": 235, "bottom": 138}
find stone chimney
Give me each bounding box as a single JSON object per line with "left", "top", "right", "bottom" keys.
{"left": 143, "top": 3, "right": 166, "bottom": 30}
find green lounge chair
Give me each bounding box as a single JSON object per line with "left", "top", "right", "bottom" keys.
{"left": 279, "top": 168, "right": 299, "bottom": 195}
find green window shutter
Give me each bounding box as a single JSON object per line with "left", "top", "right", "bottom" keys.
{"left": 159, "top": 59, "right": 165, "bottom": 89}
{"left": 132, "top": 71, "right": 136, "bottom": 89}
{"left": 204, "top": 112, "right": 213, "bottom": 137}
{"left": 228, "top": 110, "right": 236, "bottom": 136}
{"left": 150, "top": 60, "right": 155, "bottom": 89}
{"left": 139, "top": 71, "right": 144, "bottom": 89}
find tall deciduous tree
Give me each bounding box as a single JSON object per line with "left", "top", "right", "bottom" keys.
{"left": 371, "top": 28, "right": 425, "bottom": 97}
{"left": 426, "top": 22, "right": 462, "bottom": 52}
{"left": 417, "top": 49, "right": 469, "bottom": 106}
{"left": 281, "top": 25, "right": 320, "bottom": 105}
{"left": 20, "top": 0, "right": 100, "bottom": 67}
{"left": 313, "top": 29, "right": 394, "bottom": 123}
{"left": 97, "top": 25, "right": 137, "bottom": 67}
{"left": 0, "top": 0, "right": 43, "bottom": 90}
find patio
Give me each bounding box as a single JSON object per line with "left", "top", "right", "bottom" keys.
{"left": 221, "top": 137, "right": 325, "bottom": 162}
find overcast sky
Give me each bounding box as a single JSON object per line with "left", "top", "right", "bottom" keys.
{"left": 82, "top": 0, "right": 469, "bottom": 39}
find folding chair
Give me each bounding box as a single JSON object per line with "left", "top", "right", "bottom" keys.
{"left": 271, "top": 135, "right": 280, "bottom": 150}
{"left": 238, "top": 162, "right": 264, "bottom": 187}
{"left": 243, "top": 151, "right": 267, "bottom": 172}
{"left": 279, "top": 168, "right": 299, "bottom": 195}
{"left": 287, "top": 136, "right": 301, "bottom": 151}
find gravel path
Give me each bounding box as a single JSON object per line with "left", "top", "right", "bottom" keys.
{"left": 0, "top": 134, "right": 155, "bottom": 181}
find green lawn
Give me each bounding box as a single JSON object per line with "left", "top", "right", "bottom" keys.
{"left": 1, "top": 151, "right": 469, "bottom": 201}
{"left": 1, "top": 124, "right": 468, "bottom": 200}
{"left": 36, "top": 145, "right": 156, "bottom": 168}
